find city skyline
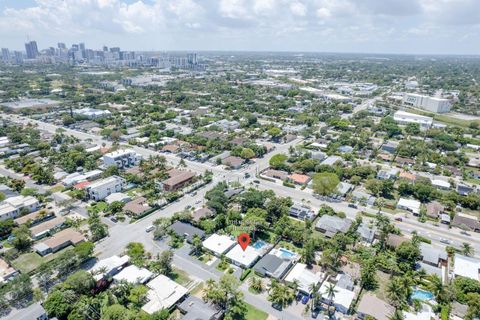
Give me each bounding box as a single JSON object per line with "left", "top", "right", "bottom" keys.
{"left": 0, "top": 0, "right": 480, "bottom": 55}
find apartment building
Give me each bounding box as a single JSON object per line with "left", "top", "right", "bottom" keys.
{"left": 102, "top": 149, "right": 142, "bottom": 169}
{"left": 86, "top": 176, "right": 126, "bottom": 201}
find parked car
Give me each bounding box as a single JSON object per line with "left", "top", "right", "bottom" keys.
{"left": 301, "top": 295, "right": 310, "bottom": 305}
{"left": 253, "top": 180, "right": 260, "bottom": 184}
{"left": 348, "top": 203, "right": 358, "bottom": 209}
{"left": 145, "top": 225, "right": 155, "bottom": 233}
{"left": 394, "top": 217, "right": 403, "bottom": 222}
{"left": 440, "top": 238, "right": 451, "bottom": 244}
{"left": 110, "top": 216, "right": 118, "bottom": 223}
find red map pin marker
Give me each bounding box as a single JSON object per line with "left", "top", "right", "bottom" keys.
{"left": 237, "top": 233, "right": 251, "bottom": 251}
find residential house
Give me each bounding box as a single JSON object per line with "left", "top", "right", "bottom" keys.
{"left": 0, "top": 195, "right": 39, "bottom": 221}
{"left": 202, "top": 234, "right": 236, "bottom": 257}
{"left": 452, "top": 213, "right": 480, "bottom": 232}
{"left": 284, "top": 263, "right": 324, "bottom": 294}
{"left": 161, "top": 169, "right": 196, "bottom": 191}
{"left": 253, "top": 254, "right": 293, "bottom": 279}
{"left": 319, "top": 280, "right": 355, "bottom": 314}
{"left": 142, "top": 275, "right": 188, "bottom": 314}
{"left": 222, "top": 156, "right": 244, "bottom": 169}
{"left": 34, "top": 228, "right": 85, "bottom": 256}
{"left": 321, "top": 155, "right": 343, "bottom": 166}
{"left": 226, "top": 244, "right": 261, "bottom": 268}
{"left": 113, "top": 265, "right": 153, "bottom": 284}
{"left": 89, "top": 255, "right": 130, "bottom": 281}
{"left": 288, "top": 173, "right": 311, "bottom": 186}
{"left": 29, "top": 216, "right": 65, "bottom": 240}
{"left": 192, "top": 207, "right": 214, "bottom": 222}
{"left": 262, "top": 169, "right": 289, "bottom": 181}
{"left": 426, "top": 201, "right": 445, "bottom": 219}
{"left": 4, "top": 303, "right": 48, "bottom": 320}
{"left": 315, "top": 215, "right": 352, "bottom": 238}
{"left": 177, "top": 296, "right": 223, "bottom": 320}
{"left": 453, "top": 254, "right": 480, "bottom": 281}
{"left": 357, "top": 223, "right": 377, "bottom": 244}
{"left": 357, "top": 293, "right": 394, "bottom": 320}
{"left": 289, "top": 203, "right": 315, "bottom": 221}
{"left": 105, "top": 192, "right": 131, "bottom": 204}
{"left": 0, "top": 258, "right": 18, "bottom": 283}
{"left": 168, "top": 221, "right": 205, "bottom": 243}
{"left": 123, "top": 197, "right": 152, "bottom": 216}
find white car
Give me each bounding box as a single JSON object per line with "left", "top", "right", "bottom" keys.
{"left": 145, "top": 225, "right": 155, "bottom": 233}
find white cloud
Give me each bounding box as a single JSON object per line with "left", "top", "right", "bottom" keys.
{"left": 290, "top": 2, "right": 307, "bottom": 16}
{"left": 0, "top": 0, "right": 479, "bottom": 53}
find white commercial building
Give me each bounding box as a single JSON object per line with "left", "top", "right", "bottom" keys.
{"left": 403, "top": 93, "right": 451, "bottom": 113}
{"left": 86, "top": 176, "right": 126, "bottom": 201}
{"left": 397, "top": 198, "right": 421, "bottom": 215}
{"left": 72, "top": 107, "right": 111, "bottom": 119}
{"left": 393, "top": 111, "right": 433, "bottom": 129}
{"left": 142, "top": 275, "right": 188, "bottom": 314}
{"left": 103, "top": 149, "right": 142, "bottom": 169}
{"left": 284, "top": 263, "right": 324, "bottom": 294}
{"left": 0, "top": 196, "right": 39, "bottom": 221}
{"left": 202, "top": 234, "right": 236, "bottom": 256}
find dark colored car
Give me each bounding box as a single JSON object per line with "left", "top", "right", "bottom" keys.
{"left": 301, "top": 295, "right": 310, "bottom": 304}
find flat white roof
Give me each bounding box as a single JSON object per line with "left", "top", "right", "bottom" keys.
{"left": 90, "top": 255, "right": 129, "bottom": 276}
{"left": 226, "top": 244, "right": 260, "bottom": 267}
{"left": 88, "top": 176, "right": 123, "bottom": 189}
{"left": 319, "top": 282, "right": 355, "bottom": 311}
{"left": 454, "top": 254, "right": 480, "bottom": 281}
{"left": 432, "top": 179, "right": 450, "bottom": 188}
{"left": 104, "top": 149, "right": 138, "bottom": 158}
{"left": 142, "top": 275, "right": 188, "bottom": 314}
{"left": 397, "top": 198, "right": 421, "bottom": 211}
{"left": 284, "top": 263, "right": 323, "bottom": 293}
{"left": 202, "top": 234, "right": 236, "bottom": 255}
{"left": 113, "top": 265, "right": 152, "bottom": 284}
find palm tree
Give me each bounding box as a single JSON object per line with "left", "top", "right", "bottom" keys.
{"left": 268, "top": 281, "right": 294, "bottom": 310}
{"left": 325, "top": 283, "right": 338, "bottom": 318}
{"left": 386, "top": 278, "right": 405, "bottom": 310}
{"left": 248, "top": 276, "right": 264, "bottom": 293}
{"left": 462, "top": 242, "right": 474, "bottom": 256}
{"left": 389, "top": 309, "right": 404, "bottom": 320}
{"left": 426, "top": 274, "right": 445, "bottom": 303}
{"left": 308, "top": 283, "right": 321, "bottom": 312}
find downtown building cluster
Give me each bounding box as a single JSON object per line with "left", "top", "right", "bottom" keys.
{"left": 1, "top": 40, "right": 202, "bottom": 69}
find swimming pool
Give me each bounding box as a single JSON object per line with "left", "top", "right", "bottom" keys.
{"left": 252, "top": 240, "right": 267, "bottom": 250}
{"left": 411, "top": 288, "right": 434, "bottom": 301}
{"left": 279, "top": 248, "right": 296, "bottom": 259}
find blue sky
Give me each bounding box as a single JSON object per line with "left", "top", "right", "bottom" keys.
{"left": 1, "top": 0, "right": 479, "bottom": 54}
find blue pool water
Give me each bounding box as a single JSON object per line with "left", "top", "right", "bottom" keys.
{"left": 252, "top": 240, "right": 267, "bottom": 250}
{"left": 411, "top": 289, "right": 434, "bottom": 301}
{"left": 279, "top": 248, "right": 296, "bottom": 259}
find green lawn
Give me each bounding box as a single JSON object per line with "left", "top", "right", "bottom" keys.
{"left": 171, "top": 267, "right": 191, "bottom": 286}
{"left": 12, "top": 249, "right": 70, "bottom": 274}
{"left": 50, "top": 185, "right": 65, "bottom": 193}
{"left": 245, "top": 303, "right": 268, "bottom": 320}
